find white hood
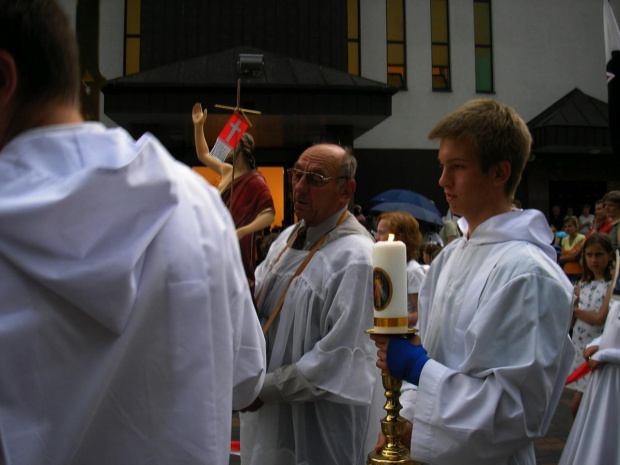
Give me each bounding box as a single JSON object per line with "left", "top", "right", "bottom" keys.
{"left": 458, "top": 209, "right": 557, "bottom": 262}
{"left": 0, "top": 123, "right": 179, "bottom": 334}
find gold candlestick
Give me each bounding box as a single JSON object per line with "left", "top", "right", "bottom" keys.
{"left": 366, "top": 330, "right": 422, "bottom": 465}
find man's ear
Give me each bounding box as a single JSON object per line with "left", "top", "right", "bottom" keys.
{"left": 341, "top": 178, "right": 356, "bottom": 201}
{"left": 493, "top": 160, "right": 511, "bottom": 186}
{"left": 0, "top": 50, "right": 18, "bottom": 107}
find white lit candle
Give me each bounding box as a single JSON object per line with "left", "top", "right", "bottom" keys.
{"left": 372, "top": 234, "right": 408, "bottom": 333}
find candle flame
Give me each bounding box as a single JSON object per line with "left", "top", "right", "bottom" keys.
{"left": 388, "top": 234, "right": 395, "bottom": 242}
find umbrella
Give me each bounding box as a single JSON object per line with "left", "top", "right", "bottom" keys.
{"left": 370, "top": 202, "right": 444, "bottom": 227}
{"left": 371, "top": 189, "right": 441, "bottom": 217}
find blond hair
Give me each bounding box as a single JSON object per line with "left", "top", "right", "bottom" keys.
{"left": 428, "top": 99, "right": 532, "bottom": 199}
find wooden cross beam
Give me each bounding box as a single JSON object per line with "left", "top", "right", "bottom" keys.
{"left": 214, "top": 79, "right": 261, "bottom": 127}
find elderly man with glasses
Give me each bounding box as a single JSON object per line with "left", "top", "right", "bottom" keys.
{"left": 240, "top": 143, "right": 377, "bottom": 465}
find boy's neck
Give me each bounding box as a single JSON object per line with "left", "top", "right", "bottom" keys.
{"left": 465, "top": 203, "right": 513, "bottom": 238}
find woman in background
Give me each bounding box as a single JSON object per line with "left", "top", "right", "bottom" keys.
{"left": 559, "top": 217, "right": 585, "bottom": 283}
{"left": 375, "top": 211, "right": 425, "bottom": 327}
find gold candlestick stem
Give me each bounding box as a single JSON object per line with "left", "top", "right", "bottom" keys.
{"left": 366, "top": 370, "right": 421, "bottom": 465}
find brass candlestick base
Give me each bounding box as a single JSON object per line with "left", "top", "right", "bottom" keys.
{"left": 366, "top": 371, "right": 422, "bottom": 465}
{"left": 366, "top": 329, "right": 422, "bottom": 465}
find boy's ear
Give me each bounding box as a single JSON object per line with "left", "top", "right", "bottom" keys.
{"left": 492, "top": 161, "right": 511, "bottom": 186}
{"left": 0, "top": 50, "right": 18, "bottom": 107}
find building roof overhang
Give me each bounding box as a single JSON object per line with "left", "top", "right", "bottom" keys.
{"left": 103, "top": 47, "right": 398, "bottom": 148}
{"left": 528, "top": 88, "right": 612, "bottom": 155}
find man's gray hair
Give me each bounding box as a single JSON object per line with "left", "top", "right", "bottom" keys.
{"left": 339, "top": 147, "right": 357, "bottom": 180}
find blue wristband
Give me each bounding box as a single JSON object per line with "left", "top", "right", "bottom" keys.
{"left": 386, "top": 338, "right": 430, "bottom": 386}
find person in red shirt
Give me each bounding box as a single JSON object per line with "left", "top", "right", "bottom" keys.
{"left": 587, "top": 199, "right": 612, "bottom": 237}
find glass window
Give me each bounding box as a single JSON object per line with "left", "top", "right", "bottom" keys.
{"left": 125, "top": 37, "right": 141, "bottom": 75}
{"left": 347, "top": 0, "right": 361, "bottom": 75}
{"left": 430, "top": 0, "right": 450, "bottom": 91}
{"left": 387, "top": 0, "right": 406, "bottom": 89}
{"left": 474, "top": 0, "right": 494, "bottom": 92}
{"left": 125, "top": 0, "right": 141, "bottom": 75}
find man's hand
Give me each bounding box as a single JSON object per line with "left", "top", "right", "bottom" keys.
{"left": 370, "top": 334, "right": 391, "bottom": 371}
{"left": 192, "top": 103, "right": 208, "bottom": 126}
{"left": 373, "top": 421, "right": 413, "bottom": 452}
{"left": 371, "top": 334, "right": 428, "bottom": 385}
{"left": 370, "top": 334, "right": 421, "bottom": 372}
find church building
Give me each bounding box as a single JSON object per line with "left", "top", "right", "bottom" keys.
{"left": 60, "top": 0, "right": 620, "bottom": 227}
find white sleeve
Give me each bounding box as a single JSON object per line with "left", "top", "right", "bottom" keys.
{"left": 591, "top": 348, "right": 620, "bottom": 364}
{"left": 295, "top": 260, "right": 377, "bottom": 406}
{"left": 411, "top": 273, "right": 573, "bottom": 464}
{"left": 220, "top": 208, "right": 266, "bottom": 411}
{"left": 399, "top": 381, "right": 418, "bottom": 423}
{"left": 259, "top": 364, "right": 328, "bottom": 402}
{"left": 587, "top": 335, "right": 603, "bottom": 348}
{"left": 407, "top": 262, "right": 426, "bottom": 294}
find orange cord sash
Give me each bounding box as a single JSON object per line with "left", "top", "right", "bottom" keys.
{"left": 259, "top": 211, "right": 349, "bottom": 334}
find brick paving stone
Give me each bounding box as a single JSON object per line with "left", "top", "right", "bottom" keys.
{"left": 534, "top": 388, "right": 574, "bottom": 465}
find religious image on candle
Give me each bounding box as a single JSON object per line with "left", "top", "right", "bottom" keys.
{"left": 371, "top": 234, "right": 409, "bottom": 333}
{"left": 373, "top": 268, "right": 392, "bottom": 310}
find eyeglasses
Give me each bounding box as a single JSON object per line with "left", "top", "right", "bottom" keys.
{"left": 287, "top": 168, "right": 348, "bottom": 187}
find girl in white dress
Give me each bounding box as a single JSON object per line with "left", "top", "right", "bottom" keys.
{"left": 560, "top": 293, "right": 620, "bottom": 464}
{"left": 567, "top": 233, "right": 614, "bottom": 418}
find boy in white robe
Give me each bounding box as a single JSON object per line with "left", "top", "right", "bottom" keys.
{"left": 240, "top": 144, "right": 377, "bottom": 465}
{"left": 372, "top": 99, "right": 574, "bottom": 465}
{"left": 0, "top": 2, "right": 265, "bottom": 464}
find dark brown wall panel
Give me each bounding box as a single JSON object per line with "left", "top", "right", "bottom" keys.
{"left": 140, "top": 0, "right": 348, "bottom": 72}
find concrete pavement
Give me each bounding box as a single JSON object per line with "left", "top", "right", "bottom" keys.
{"left": 230, "top": 388, "right": 575, "bottom": 464}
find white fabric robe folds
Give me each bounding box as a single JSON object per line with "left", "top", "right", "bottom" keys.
{"left": 0, "top": 123, "right": 266, "bottom": 465}
{"left": 242, "top": 216, "right": 376, "bottom": 465}
{"left": 559, "top": 300, "right": 620, "bottom": 465}
{"left": 410, "top": 210, "right": 574, "bottom": 465}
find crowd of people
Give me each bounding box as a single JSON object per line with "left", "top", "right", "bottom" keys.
{"left": 548, "top": 195, "right": 620, "bottom": 464}
{"left": 1, "top": 1, "right": 618, "bottom": 464}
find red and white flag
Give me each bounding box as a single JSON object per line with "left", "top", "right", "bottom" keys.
{"left": 211, "top": 113, "right": 249, "bottom": 161}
